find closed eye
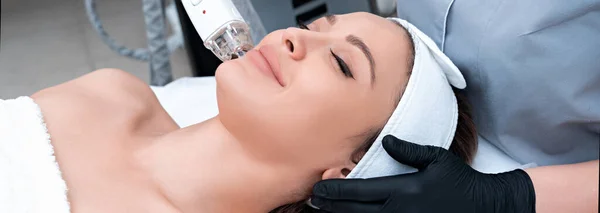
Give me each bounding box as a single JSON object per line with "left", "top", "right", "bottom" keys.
{"left": 331, "top": 49, "right": 354, "bottom": 79}
{"left": 298, "top": 22, "right": 310, "bottom": 30}
{"left": 298, "top": 22, "right": 353, "bottom": 79}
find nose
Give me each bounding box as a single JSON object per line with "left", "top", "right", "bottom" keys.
{"left": 281, "top": 28, "right": 307, "bottom": 60}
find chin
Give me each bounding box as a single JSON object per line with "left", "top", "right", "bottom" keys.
{"left": 215, "top": 60, "right": 238, "bottom": 84}
{"left": 215, "top": 60, "right": 257, "bottom": 120}
{"left": 215, "top": 60, "right": 247, "bottom": 96}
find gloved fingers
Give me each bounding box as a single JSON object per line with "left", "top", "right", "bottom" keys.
{"left": 382, "top": 135, "right": 442, "bottom": 170}
{"left": 309, "top": 196, "right": 382, "bottom": 213}
{"left": 313, "top": 178, "right": 392, "bottom": 202}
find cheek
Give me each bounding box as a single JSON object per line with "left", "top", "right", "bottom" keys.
{"left": 215, "top": 59, "right": 283, "bottom": 110}
{"left": 270, "top": 72, "right": 366, "bottom": 162}
{"left": 216, "top": 59, "right": 316, "bottom": 164}
{"left": 216, "top": 55, "right": 374, "bottom": 167}
{"left": 255, "top": 30, "right": 285, "bottom": 48}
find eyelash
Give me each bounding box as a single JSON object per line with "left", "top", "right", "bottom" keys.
{"left": 297, "top": 22, "right": 309, "bottom": 30}
{"left": 331, "top": 49, "right": 354, "bottom": 79}
{"left": 297, "top": 22, "right": 353, "bottom": 79}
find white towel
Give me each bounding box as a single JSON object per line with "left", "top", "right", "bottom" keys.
{"left": 347, "top": 18, "right": 533, "bottom": 179}
{"left": 347, "top": 18, "right": 467, "bottom": 179}
{"left": 0, "top": 97, "right": 70, "bottom": 213}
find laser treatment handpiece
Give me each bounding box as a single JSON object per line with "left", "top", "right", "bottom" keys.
{"left": 182, "top": 0, "right": 254, "bottom": 61}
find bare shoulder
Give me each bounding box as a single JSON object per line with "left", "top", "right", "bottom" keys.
{"left": 29, "top": 69, "right": 179, "bottom": 213}
{"left": 30, "top": 68, "right": 172, "bottom": 137}
{"left": 32, "top": 68, "right": 159, "bottom": 113}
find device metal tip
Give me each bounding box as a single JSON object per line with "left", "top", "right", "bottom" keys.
{"left": 235, "top": 50, "right": 246, "bottom": 58}
{"left": 231, "top": 50, "right": 247, "bottom": 60}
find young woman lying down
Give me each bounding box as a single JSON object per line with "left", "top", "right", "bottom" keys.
{"left": 0, "top": 12, "right": 476, "bottom": 213}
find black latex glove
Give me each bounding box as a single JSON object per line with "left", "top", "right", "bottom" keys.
{"left": 310, "top": 135, "right": 536, "bottom": 213}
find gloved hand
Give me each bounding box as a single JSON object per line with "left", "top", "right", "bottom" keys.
{"left": 310, "top": 135, "right": 536, "bottom": 213}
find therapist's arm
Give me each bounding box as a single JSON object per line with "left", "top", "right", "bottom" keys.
{"left": 526, "top": 160, "right": 599, "bottom": 213}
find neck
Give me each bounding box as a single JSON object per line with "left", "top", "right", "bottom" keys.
{"left": 137, "top": 117, "right": 299, "bottom": 213}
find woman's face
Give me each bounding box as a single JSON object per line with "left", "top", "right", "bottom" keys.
{"left": 216, "top": 12, "right": 412, "bottom": 178}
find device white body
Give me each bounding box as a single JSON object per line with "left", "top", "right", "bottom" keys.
{"left": 182, "top": 0, "right": 245, "bottom": 40}
{"left": 181, "top": 0, "right": 254, "bottom": 61}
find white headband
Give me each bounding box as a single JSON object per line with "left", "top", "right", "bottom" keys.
{"left": 347, "top": 18, "right": 466, "bottom": 178}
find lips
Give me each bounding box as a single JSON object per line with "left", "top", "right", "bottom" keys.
{"left": 246, "top": 47, "right": 285, "bottom": 87}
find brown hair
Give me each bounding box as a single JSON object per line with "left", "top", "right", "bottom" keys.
{"left": 269, "top": 20, "right": 478, "bottom": 213}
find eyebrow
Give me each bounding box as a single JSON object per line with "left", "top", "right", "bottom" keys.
{"left": 347, "top": 35, "right": 376, "bottom": 84}
{"left": 325, "top": 14, "right": 337, "bottom": 25}
{"left": 325, "top": 15, "right": 376, "bottom": 84}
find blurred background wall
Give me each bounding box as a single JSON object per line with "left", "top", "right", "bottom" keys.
{"left": 0, "top": 0, "right": 193, "bottom": 99}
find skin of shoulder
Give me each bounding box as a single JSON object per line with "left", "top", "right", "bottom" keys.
{"left": 33, "top": 68, "right": 158, "bottom": 115}
{"left": 31, "top": 68, "right": 171, "bottom": 130}
{"left": 29, "top": 69, "right": 180, "bottom": 213}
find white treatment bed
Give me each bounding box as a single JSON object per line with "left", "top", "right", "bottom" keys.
{"left": 151, "top": 77, "right": 531, "bottom": 174}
